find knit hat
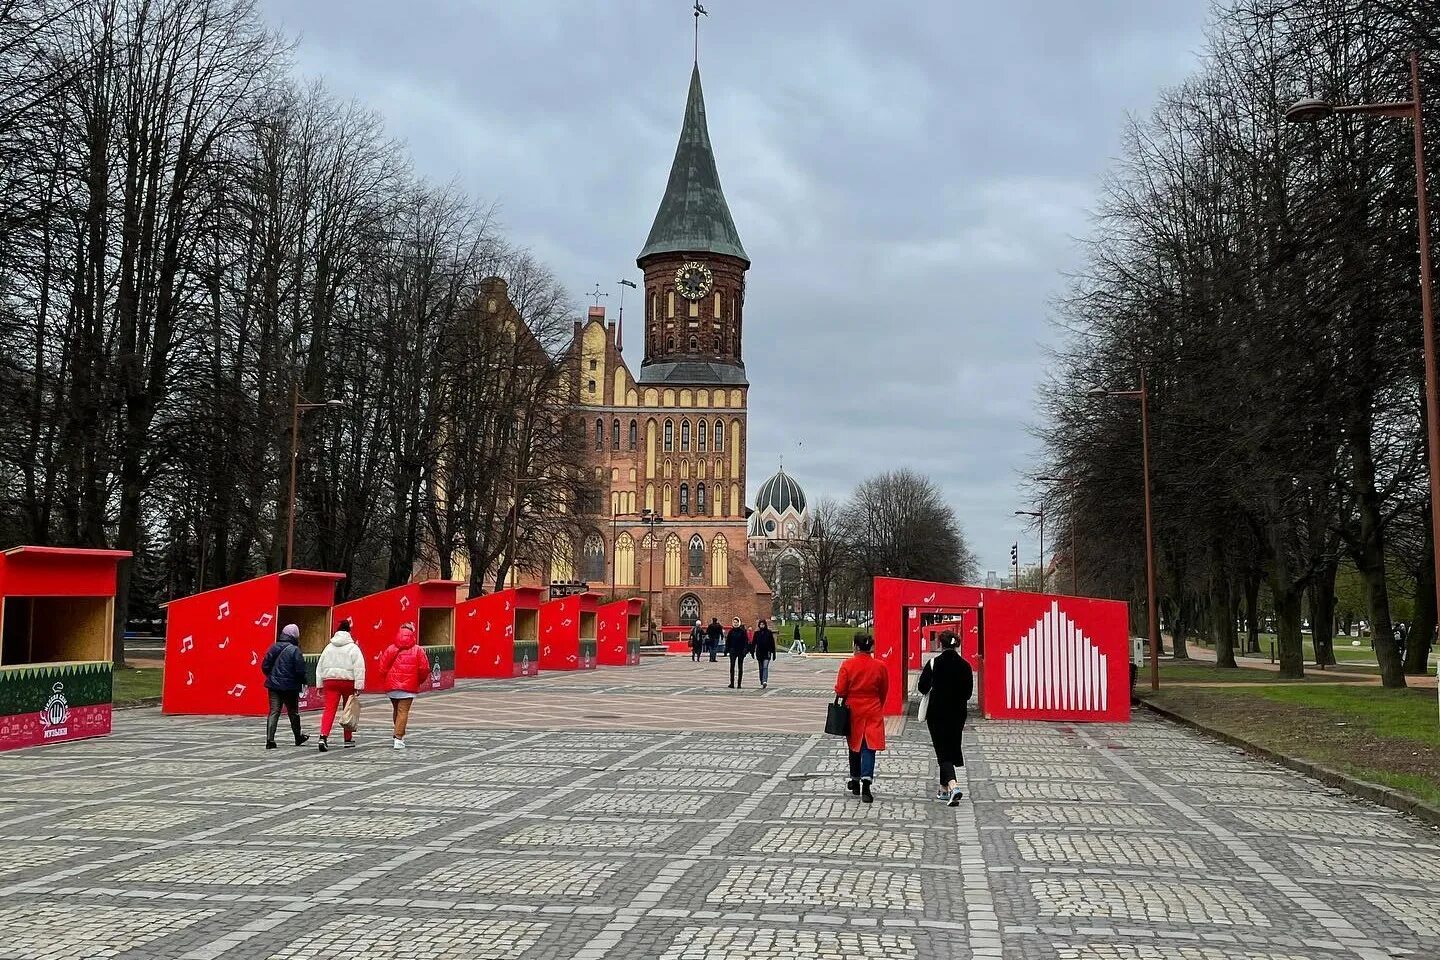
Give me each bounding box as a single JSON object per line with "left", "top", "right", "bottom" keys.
{"left": 281, "top": 623, "right": 300, "bottom": 639}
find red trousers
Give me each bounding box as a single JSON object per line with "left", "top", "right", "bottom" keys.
{"left": 320, "top": 679, "right": 356, "bottom": 740}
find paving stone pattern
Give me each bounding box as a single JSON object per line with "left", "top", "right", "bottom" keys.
{"left": 0, "top": 654, "right": 1434, "bottom": 959}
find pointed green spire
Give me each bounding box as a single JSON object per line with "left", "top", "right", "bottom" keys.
{"left": 638, "top": 65, "right": 749, "bottom": 266}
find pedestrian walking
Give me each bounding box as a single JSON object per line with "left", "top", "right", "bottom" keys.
{"left": 726, "top": 617, "right": 750, "bottom": 688}
{"left": 315, "top": 618, "right": 366, "bottom": 752}
{"left": 917, "top": 630, "right": 972, "bottom": 806}
{"left": 788, "top": 622, "right": 806, "bottom": 656}
{"left": 753, "top": 619, "right": 776, "bottom": 689}
{"left": 690, "top": 619, "right": 705, "bottom": 662}
{"left": 706, "top": 618, "right": 723, "bottom": 662}
{"left": 834, "top": 632, "right": 888, "bottom": 803}
{"left": 377, "top": 623, "right": 431, "bottom": 749}
{"left": 260, "top": 623, "right": 309, "bottom": 750}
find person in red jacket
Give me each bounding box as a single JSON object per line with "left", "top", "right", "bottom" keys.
{"left": 377, "top": 623, "right": 430, "bottom": 749}
{"left": 834, "top": 632, "right": 889, "bottom": 803}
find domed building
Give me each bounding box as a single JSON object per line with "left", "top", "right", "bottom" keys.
{"left": 748, "top": 466, "right": 810, "bottom": 621}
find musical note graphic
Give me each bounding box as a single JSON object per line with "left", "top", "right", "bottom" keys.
{"left": 179, "top": 635, "right": 194, "bottom": 653}
{"left": 484, "top": 622, "right": 491, "bottom": 633}
{"left": 218, "top": 637, "right": 230, "bottom": 649}
{"left": 226, "top": 683, "right": 246, "bottom": 697}
{"left": 543, "top": 645, "right": 551, "bottom": 656}
{"left": 567, "top": 655, "right": 577, "bottom": 663}
{"left": 399, "top": 595, "right": 411, "bottom": 610}
{"left": 468, "top": 609, "right": 477, "bottom": 618}
{"left": 186, "top": 671, "right": 194, "bottom": 685}
{"left": 373, "top": 620, "right": 383, "bottom": 631}
{"left": 923, "top": 593, "right": 936, "bottom": 604}
{"left": 250, "top": 651, "right": 258, "bottom": 666}
{"left": 468, "top": 645, "right": 480, "bottom": 655}
{"left": 255, "top": 613, "right": 273, "bottom": 628}
{"left": 504, "top": 601, "right": 511, "bottom": 612}
{"left": 561, "top": 618, "right": 573, "bottom": 627}
{"left": 493, "top": 656, "right": 501, "bottom": 666}
{"left": 504, "top": 625, "right": 513, "bottom": 638}
{"left": 217, "top": 601, "right": 230, "bottom": 620}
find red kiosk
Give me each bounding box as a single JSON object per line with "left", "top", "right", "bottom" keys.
{"left": 596, "top": 597, "right": 643, "bottom": 666}
{"left": 454, "top": 586, "right": 543, "bottom": 678}
{"left": 0, "top": 546, "right": 130, "bottom": 751}
{"left": 873, "top": 577, "right": 1130, "bottom": 723}
{"left": 162, "top": 570, "right": 345, "bottom": 716}
{"left": 331, "top": 580, "right": 460, "bottom": 692}
{"left": 539, "top": 591, "right": 599, "bottom": 671}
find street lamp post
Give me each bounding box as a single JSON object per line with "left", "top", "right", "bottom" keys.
{"left": 1014, "top": 509, "right": 1045, "bottom": 593}
{"left": 285, "top": 385, "right": 345, "bottom": 569}
{"left": 1091, "top": 369, "right": 1160, "bottom": 691}
{"left": 1037, "top": 476, "right": 1080, "bottom": 596}
{"left": 1287, "top": 52, "right": 1440, "bottom": 678}
{"left": 639, "top": 509, "right": 665, "bottom": 640}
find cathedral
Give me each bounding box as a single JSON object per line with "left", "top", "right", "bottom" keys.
{"left": 551, "top": 63, "right": 772, "bottom": 629}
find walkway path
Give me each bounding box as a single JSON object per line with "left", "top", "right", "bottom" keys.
{"left": 0, "top": 656, "right": 1435, "bottom": 959}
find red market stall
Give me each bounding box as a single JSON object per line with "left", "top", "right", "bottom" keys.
{"left": 0, "top": 546, "right": 130, "bottom": 751}
{"left": 539, "top": 591, "right": 599, "bottom": 671}
{"left": 596, "top": 597, "right": 643, "bottom": 666}
{"left": 331, "top": 580, "right": 460, "bottom": 692}
{"left": 162, "top": 570, "right": 345, "bottom": 716}
{"left": 455, "top": 586, "right": 541, "bottom": 679}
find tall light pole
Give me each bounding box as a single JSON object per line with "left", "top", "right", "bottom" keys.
{"left": 1287, "top": 52, "right": 1438, "bottom": 681}
{"left": 1091, "top": 372, "right": 1159, "bottom": 691}
{"left": 286, "top": 385, "right": 345, "bottom": 569}
{"left": 1014, "top": 509, "right": 1045, "bottom": 593}
{"left": 1037, "top": 476, "right": 1080, "bottom": 596}
{"left": 639, "top": 509, "right": 665, "bottom": 640}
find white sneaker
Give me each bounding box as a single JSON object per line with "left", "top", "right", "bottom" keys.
{"left": 392, "top": 737, "right": 406, "bottom": 749}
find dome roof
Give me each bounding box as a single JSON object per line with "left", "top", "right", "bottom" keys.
{"left": 755, "top": 468, "right": 807, "bottom": 515}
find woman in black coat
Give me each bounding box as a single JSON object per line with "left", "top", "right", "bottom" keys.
{"left": 916, "top": 630, "right": 972, "bottom": 806}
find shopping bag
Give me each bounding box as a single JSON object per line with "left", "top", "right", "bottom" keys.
{"left": 824, "top": 697, "right": 850, "bottom": 737}
{"left": 917, "top": 692, "right": 930, "bottom": 722}
{"left": 340, "top": 694, "right": 361, "bottom": 733}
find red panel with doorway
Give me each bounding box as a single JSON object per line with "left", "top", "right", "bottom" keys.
{"left": 597, "top": 598, "right": 644, "bottom": 666}
{"left": 455, "top": 587, "right": 542, "bottom": 678}
{"left": 539, "top": 592, "right": 600, "bottom": 670}
{"left": 331, "top": 581, "right": 462, "bottom": 693}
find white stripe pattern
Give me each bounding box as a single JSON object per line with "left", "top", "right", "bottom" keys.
{"left": 1004, "top": 602, "right": 1108, "bottom": 713}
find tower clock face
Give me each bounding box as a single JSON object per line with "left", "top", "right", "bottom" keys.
{"left": 674, "top": 261, "right": 714, "bottom": 300}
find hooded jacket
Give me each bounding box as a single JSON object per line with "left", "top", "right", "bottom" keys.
{"left": 260, "top": 635, "right": 306, "bottom": 692}
{"left": 316, "top": 630, "right": 367, "bottom": 689}
{"left": 752, "top": 626, "right": 776, "bottom": 662}
{"left": 378, "top": 625, "right": 431, "bottom": 694}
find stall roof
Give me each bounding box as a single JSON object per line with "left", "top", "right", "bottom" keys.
{"left": 0, "top": 545, "right": 131, "bottom": 597}
{"left": 160, "top": 569, "right": 345, "bottom": 609}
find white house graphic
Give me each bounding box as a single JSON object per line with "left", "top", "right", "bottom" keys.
{"left": 1004, "top": 602, "right": 1108, "bottom": 712}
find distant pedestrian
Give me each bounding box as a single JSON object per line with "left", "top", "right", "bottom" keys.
{"left": 789, "top": 623, "right": 806, "bottom": 656}
{"left": 689, "top": 619, "right": 705, "bottom": 662}
{"left": 834, "top": 632, "right": 888, "bottom": 803}
{"left": 726, "top": 617, "right": 751, "bottom": 689}
{"left": 260, "top": 623, "right": 309, "bottom": 750}
{"left": 315, "top": 618, "right": 366, "bottom": 752}
{"left": 706, "top": 618, "right": 723, "bottom": 662}
{"left": 917, "top": 630, "right": 972, "bottom": 806}
{"left": 377, "top": 623, "right": 431, "bottom": 749}
{"left": 819, "top": 633, "right": 829, "bottom": 654}
{"left": 753, "top": 619, "right": 776, "bottom": 689}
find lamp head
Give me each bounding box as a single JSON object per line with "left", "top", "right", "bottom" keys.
{"left": 1086, "top": 387, "right": 1110, "bottom": 398}
{"left": 1285, "top": 97, "right": 1334, "bottom": 123}
{"left": 325, "top": 399, "right": 346, "bottom": 408}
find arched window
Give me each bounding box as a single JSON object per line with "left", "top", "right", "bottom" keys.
{"left": 785, "top": 521, "right": 797, "bottom": 540}
{"left": 712, "top": 535, "right": 729, "bottom": 587}
{"left": 628, "top": 420, "right": 638, "bottom": 450}
{"left": 689, "top": 534, "right": 705, "bottom": 578}
{"left": 681, "top": 419, "right": 691, "bottom": 451}
{"left": 698, "top": 419, "right": 708, "bottom": 451}
{"left": 611, "top": 419, "right": 620, "bottom": 450}
{"left": 595, "top": 418, "right": 604, "bottom": 450}
{"left": 581, "top": 535, "right": 605, "bottom": 583}
{"left": 679, "top": 483, "right": 690, "bottom": 515}
{"left": 667, "top": 337, "right": 675, "bottom": 351}
{"left": 664, "top": 534, "right": 682, "bottom": 586}
{"left": 663, "top": 419, "right": 673, "bottom": 452}
{"left": 615, "top": 533, "right": 636, "bottom": 586}
{"left": 713, "top": 422, "right": 724, "bottom": 452}
{"left": 551, "top": 538, "right": 574, "bottom": 582}
{"left": 689, "top": 335, "right": 697, "bottom": 351}
{"left": 697, "top": 482, "right": 707, "bottom": 514}
{"left": 679, "top": 594, "right": 701, "bottom": 624}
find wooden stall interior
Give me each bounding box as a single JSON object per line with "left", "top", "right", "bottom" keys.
{"left": 1, "top": 596, "right": 113, "bottom": 665}
{"left": 579, "top": 610, "right": 597, "bottom": 641}
{"left": 515, "top": 609, "right": 538, "bottom": 643}
{"left": 277, "top": 605, "right": 330, "bottom": 655}
{"left": 418, "top": 607, "right": 454, "bottom": 647}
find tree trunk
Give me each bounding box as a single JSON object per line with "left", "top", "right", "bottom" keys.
{"left": 1271, "top": 583, "right": 1305, "bottom": 679}
{"left": 1407, "top": 509, "right": 1436, "bottom": 675}
{"left": 1213, "top": 579, "right": 1237, "bottom": 668}
{"left": 1244, "top": 574, "right": 1261, "bottom": 654}
{"left": 1309, "top": 564, "right": 1337, "bottom": 668}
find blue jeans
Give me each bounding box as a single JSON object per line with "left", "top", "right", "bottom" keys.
{"left": 848, "top": 741, "right": 876, "bottom": 781}
{"left": 758, "top": 658, "right": 770, "bottom": 685}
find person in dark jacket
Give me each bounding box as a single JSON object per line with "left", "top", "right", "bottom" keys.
{"left": 689, "top": 619, "right": 705, "bottom": 662}
{"left": 726, "top": 618, "right": 750, "bottom": 688}
{"left": 752, "top": 619, "right": 777, "bottom": 689}
{"left": 260, "top": 623, "right": 310, "bottom": 749}
{"left": 917, "top": 630, "right": 973, "bottom": 806}
{"left": 706, "top": 618, "right": 723, "bottom": 662}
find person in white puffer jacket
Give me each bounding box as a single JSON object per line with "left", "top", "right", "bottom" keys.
{"left": 315, "top": 619, "right": 366, "bottom": 752}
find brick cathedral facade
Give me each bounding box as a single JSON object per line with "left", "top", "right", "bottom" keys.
{"left": 550, "top": 64, "right": 772, "bottom": 629}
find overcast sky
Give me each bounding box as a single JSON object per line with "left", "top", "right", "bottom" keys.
{"left": 257, "top": 0, "right": 1212, "bottom": 578}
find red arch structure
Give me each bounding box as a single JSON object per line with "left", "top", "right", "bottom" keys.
{"left": 873, "top": 577, "right": 1130, "bottom": 723}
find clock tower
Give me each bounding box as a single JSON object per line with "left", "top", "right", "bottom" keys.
{"left": 637, "top": 64, "right": 749, "bottom": 377}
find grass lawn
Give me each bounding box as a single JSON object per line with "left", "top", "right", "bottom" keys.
{"left": 1144, "top": 682, "right": 1440, "bottom": 807}
{"left": 1158, "top": 662, "right": 1358, "bottom": 685}
{"left": 775, "top": 623, "right": 858, "bottom": 653}
{"left": 113, "top": 667, "right": 162, "bottom": 705}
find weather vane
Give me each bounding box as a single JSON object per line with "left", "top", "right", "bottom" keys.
{"left": 693, "top": 2, "right": 708, "bottom": 63}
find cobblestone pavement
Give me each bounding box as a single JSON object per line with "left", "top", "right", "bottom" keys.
{"left": 0, "top": 656, "right": 1436, "bottom": 959}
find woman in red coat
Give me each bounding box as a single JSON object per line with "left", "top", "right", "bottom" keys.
{"left": 377, "top": 624, "right": 431, "bottom": 750}
{"left": 834, "top": 632, "right": 889, "bottom": 803}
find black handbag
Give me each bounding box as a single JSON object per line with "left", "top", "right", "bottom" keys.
{"left": 825, "top": 696, "right": 851, "bottom": 737}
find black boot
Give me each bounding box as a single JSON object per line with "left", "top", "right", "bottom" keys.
{"left": 318, "top": 736, "right": 328, "bottom": 752}
{"left": 861, "top": 779, "right": 874, "bottom": 804}
{"left": 847, "top": 778, "right": 860, "bottom": 796}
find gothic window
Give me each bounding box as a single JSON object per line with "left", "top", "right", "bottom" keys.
{"left": 615, "top": 533, "right": 636, "bottom": 586}
{"left": 680, "top": 419, "right": 690, "bottom": 451}
{"left": 667, "top": 337, "right": 675, "bottom": 351}
{"left": 785, "top": 520, "right": 797, "bottom": 539}
{"left": 679, "top": 594, "right": 701, "bottom": 624}
{"left": 664, "top": 534, "right": 682, "bottom": 586}
{"left": 697, "top": 482, "right": 707, "bottom": 514}
{"left": 594, "top": 418, "right": 604, "bottom": 450}
{"left": 713, "top": 422, "right": 724, "bottom": 452}
{"left": 551, "top": 538, "right": 574, "bottom": 582}
{"left": 689, "top": 534, "right": 705, "bottom": 578}
{"left": 588, "top": 379, "right": 596, "bottom": 394}
{"left": 581, "top": 535, "right": 605, "bottom": 583}
{"left": 589, "top": 359, "right": 597, "bottom": 371}
{"left": 663, "top": 419, "right": 673, "bottom": 452}
{"left": 628, "top": 420, "right": 638, "bottom": 449}
{"left": 698, "top": 419, "right": 707, "bottom": 451}
{"left": 711, "top": 535, "right": 729, "bottom": 587}
{"left": 689, "top": 335, "right": 697, "bottom": 351}
{"left": 679, "top": 483, "right": 690, "bottom": 515}
{"left": 611, "top": 419, "right": 620, "bottom": 450}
